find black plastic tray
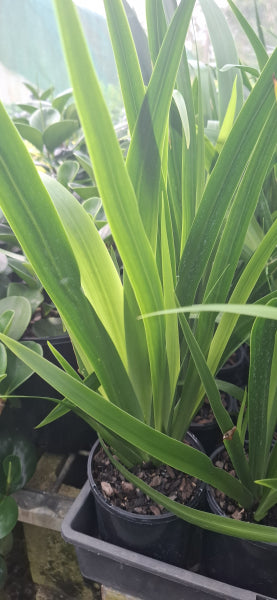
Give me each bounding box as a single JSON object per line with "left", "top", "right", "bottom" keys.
{"left": 62, "top": 481, "right": 274, "bottom": 600}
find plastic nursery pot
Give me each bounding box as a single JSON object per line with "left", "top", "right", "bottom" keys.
{"left": 217, "top": 345, "right": 249, "bottom": 388}
{"left": 189, "top": 393, "right": 236, "bottom": 456}
{"left": 203, "top": 445, "right": 277, "bottom": 598}
{"left": 87, "top": 433, "right": 205, "bottom": 569}
{"left": 6, "top": 334, "right": 97, "bottom": 454}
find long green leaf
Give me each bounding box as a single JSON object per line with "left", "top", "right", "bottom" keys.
{"left": 0, "top": 333, "right": 251, "bottom": 507}
{"left": 41, "top": 173, "right": 127, "bottom": 367}
{"left": 195, "top": 100, "right": 277, "bottom": 361}
{"left": 103, "top": 0, "right": 145, "bottom": 134}
{"left": 209, "top": 217, "right": 277, "bottom": 374}
{"left": 199, "top": 0, "right": 243, "bottom": 122}
{"left": 176, "top": 47, "right": 277, "bottom": 307}
{"left": 141, "top": 303, "right": 277, "bottom": 321}
{"left": 227, "top": 0, "right": 268, "bottom": 71}
{"left": 248, "top": 301, "right": 277, "bottom": 481}
{"left": 175, "top": 313, "right": 254, "bottom": 497}
{"left": 53, "top": 0, "right": 168, "bottom": 430}
{"left": 0, "top": 104, "right": 142, "bottom": 418}
{"left": 126, "top": 0, "right": 196, "bottom": 247}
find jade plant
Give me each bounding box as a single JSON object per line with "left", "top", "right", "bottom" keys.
{"left": 0, "top": 0, "right": 276, "bottom": 543}
{"left": 0, "top": 432, "right": 37, "bottom": 589}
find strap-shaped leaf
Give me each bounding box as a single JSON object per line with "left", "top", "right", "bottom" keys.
{"left": 194, "top": 100, "right": 277, "bottom": 364}
{"left": 41, "top": 173, "right": 127, "bottom": 367}
{"left": 0, "top": 104, "right": 141, "bottom": 418}
{"left": 177, "top": 48, "right": 277, "bottom": 306}
{"left": 248, "top": 300, "right": 277, "bottom": 481}
{"left": 0, "top": 333, "right": 252, "bottom": 507}
{"left": 208, "top": 217, "right": 277, "bottom": 375}
{"left": 104, "top": 0, "right": 145, "bottom": 134}
{"left": 227, "top": 0, "right": 268, "bottom": 70}
{"left": 126, "top": 0, "right": 196, "bottom": 247}
{"left": 54, "top": 0, "right": 168, "bottom": 427}
{"left": 199, "top": 0, "right": 243, "bottom": 123}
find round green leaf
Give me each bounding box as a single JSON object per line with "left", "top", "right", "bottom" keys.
{"left": 14, "top": 123, "right": 43, "bottom": 151}
{"left": 0, "top": 311, "right": 14, "bottom": 337}
{"left": 82, "top": 197, "right": 102, "bottom": 219}
{"left": 63, "top": 101, "right": 79, "bottom": 121}
{"left": 0, "top": 532, "right": 13, "bottom": 556}
{"left": 43, "top": 120, "right": 79, "bottom": 153}
{"left": 0, "top": 297, "right": 31, "bottom": 340}
{"left": 0, "top": 433, "right": 37, "bottom": 493}
{"left": 7, "top": 283, "right": 44, "bottom": 314}
{"left": 7, "top": 258, "right": 40, "bottom": 289}
{"left": 0, "top": 341, "right": 43, "bottom": 396}
{"left": 30, "top": 107, "right": 60, "bottom": 133}
{"left": 0, "top": 342, "right": 7, "bottom": 377}
{"left": 69, "top": 184, "right": 98, "bottom": 199}
{"left": 57, "top": 160, "right": 79, "bottom": 187}
{"left": 32, "top": 316, "right": 64, "bottom": 338}
{"left": 0, "top": 495, "right": 18, "bottom": 538}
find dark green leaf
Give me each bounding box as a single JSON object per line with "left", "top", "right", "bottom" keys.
{"left": 43, "top": 120, "right": 79, "bottom": 153}
{"left": 7, "top": 283, "right": 44, "bottom": 314}
{"left": 14, "top": 123, "right": 43, "bottom": 152}
{"left": 0, "top": 433, "right": 37, "bottom": 492}
{"left": 0, "top": 495, "right": 18, "bottom": 539}
{"left": 0, "top": 297, "right": 31, "bottom": 340}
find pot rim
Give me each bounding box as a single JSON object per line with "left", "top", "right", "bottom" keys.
{"left": 22, "top": 332, "right": 70, "bottom": 345}
{"left": 87, "top": 432, "right": 205, "bottom": 523}
{"left": 206, "top": 444, "right": 277, "bottom": 548}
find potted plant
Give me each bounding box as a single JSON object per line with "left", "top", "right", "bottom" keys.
{"left": 199, "top": 300, "right": 277, "bottom": 596}
{"left": 0, "top": 0, "right": 276, "bottom": 593}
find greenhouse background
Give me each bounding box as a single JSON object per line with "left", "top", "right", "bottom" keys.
{"left": 0, "top": 0, "right": 275, "bottom": 111}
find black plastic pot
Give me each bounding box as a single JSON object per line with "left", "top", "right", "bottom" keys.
{"left": 189, "top": 394, "right": 236, "bottom": 455}
{"left": 87, "top": 434, "right": 205, "bottom": 568}
{"left": 3, "top": 334, "right": 97, "bottom": 454}
{"left": 217, "top": 345, "right": 249, "bottom": 388}
{"left": 204, "top": 445, "right": 277, "bottom": 598}
{"left": 61, "top": 480, "right": 273, "bottom": 600}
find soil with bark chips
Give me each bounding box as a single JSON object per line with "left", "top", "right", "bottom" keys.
{"left": 192, "top": 394, "right": 228, "bottom": 426}
{"left": 211, "top": 447, "right": 277, "bottom": 526}
{"left": 93, "top": 446, "right": 199, "bottom": 516}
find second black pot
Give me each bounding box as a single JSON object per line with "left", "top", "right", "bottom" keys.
{"left": 87, "top": 434, "right": 205, "bottom": 569}
{"left": 217, "top": 345, "right": 249, "bottom": 388}
{"left": 203, "top": 445, "right": 277, "bottom": 598}
{"left": 189, "top": 394, "right": 236, "bottom": 455}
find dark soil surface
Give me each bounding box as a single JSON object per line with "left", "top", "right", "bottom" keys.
{"left": 211, "top": 448, "right": 277, "bottom": 526}
{"left": 192, "top": 394, "right": 228, "bottom": 426}
{"left": 93, "top": 446, "right": 200, "bottom": 516}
